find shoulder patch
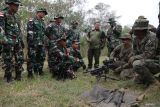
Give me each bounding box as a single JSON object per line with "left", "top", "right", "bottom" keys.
{"left": 0, "top": 11, "right": 4, "bottom": 17}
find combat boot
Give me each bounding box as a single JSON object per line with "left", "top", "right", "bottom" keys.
{"left": 27, "top": 70, "right": 34, "bottom": 79}
{"left": 34, "top": 69, "right": 39, "bottom": 75}
{"left": 39, "top": 68, "right": 44, "bottom": 76}
{"left": 3, "top": 72, "right": 7, "bottom": 80}
{"left": 6, "top": 72, "right": 12, "bottom": 83}
{"left": 15, "top": 71, "right": 22, "bottom": 81}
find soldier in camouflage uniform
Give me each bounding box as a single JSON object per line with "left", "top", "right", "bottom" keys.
{"left": 0, "top": 0, "right": 24, "bottom": 82}
{"left": 67, "top": 21, "right": 80, "bottom": 48}
{"left": 109, "top": 33, "right": 133, "bottom": 79}
{"left": 86, "top": 22, "right": 106, "bottom": 69}
{"left": 107, "top": 18, "right": 122, "bottom": 55}
{"left": 50, "top": 35, "right": 77, "bottom": 79}
{"left": 27, "top": 8, "right": 47, "bottom": 78}
{"left": 45, "top": 15, "right": 66, "bottom": 72}
{"left": 129, "top": 18, "right": 160, "bottom": 86}
{"left": 69, "top": 40, "right": 86, "bottom": 72}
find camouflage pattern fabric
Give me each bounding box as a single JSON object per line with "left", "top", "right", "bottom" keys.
{"left": 69, "top": 47, "right": 85, "bottom": 71}
{"left": 45, "top": 22, "right": 66, "bottom": 71}
{"left": 110, "top": 44, "right": 132, "bottom": 62}
{"left": 107, "top": 24, "right": 122, "bottom": 55}
{"left": 67, "top": 28, "right": 80, "bottom": 48}
{"left": 27, "top": 17, "right": 46, "bottom": 77}
{"left": 0, "top": 8, "right": 24, "bottom": 82}
{"left": 49, "top": 44, "right": 76, "bottom": 79}
{"left": 132, "top": 31, "right": 159, "bottom": 85}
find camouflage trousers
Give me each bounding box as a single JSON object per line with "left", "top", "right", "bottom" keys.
{"left": 27, "top": 45, "right": 45, "bottom": 76}
{"left": 88, "top": 48, "right": 101, "bottom": 68}
{"left": 2, "top": 44, "right": 24, "bottom": 82}
{"left": 110, "top": 61, "right": 134, "bottom": 80}
{"left": 132, "top": 59, "right": 160, "bottom": 85}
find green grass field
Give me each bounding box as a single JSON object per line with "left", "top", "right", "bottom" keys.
{"left": 0, "top": 57, "right": 160, "bottom": 107}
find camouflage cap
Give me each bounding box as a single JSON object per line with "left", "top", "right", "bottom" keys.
{"left": 119, "top": 33, "right": 132, "bottom": 40}
{"left": 133, "top": 18, "right": 149, "bottom": 30}
{"left": 5, "top": 0, "right": 22, "bottom": 5}
{"left": 71, "top": 20, "right": 79, "bottom": 25}
{"left": 138, "top": 15, "right": 147, "bottom": 19}
{"left": 54, "top": 14, "right": 64, "bottom": 19}
{"left": 107, "top": 18, "right": 116, "bottom": 23}
{"left": 36, "top": 8, "right": 48, "bottom": 15}
{"left": 72, "top": 39, "right": 80, "bottom": 44}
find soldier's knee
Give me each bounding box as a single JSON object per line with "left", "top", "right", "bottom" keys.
{"left": 132, "top": 60, "right": 144, "bottom": 68}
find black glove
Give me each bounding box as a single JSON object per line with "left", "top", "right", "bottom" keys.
{"left": 82, "top": 64, "right": 86, "bottom": 70}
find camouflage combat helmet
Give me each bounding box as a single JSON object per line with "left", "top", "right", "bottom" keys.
{"left": 54, "top": 14, "right": 64, "bottom": 19}
{"left": 5, "top": 0, "right": 22, "bottom": 5}
{"left": 107, "top": 18, "right": 116, "bottom": 23}
{"left": 36, "top": 8, "right": 48, "bottom": 15}
{"left": 119, "top": 33, "right": 132, "bottom": 40}
{"left": 133, "top": 18, "right": 149, "bottom": 30}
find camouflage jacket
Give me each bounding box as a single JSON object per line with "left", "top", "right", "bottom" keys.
{"left": 67, "top": 28, "right": 80, "bottom": 47}
{"left": 107, "top": 24, "right": 122, "bottom": 49}
{"left": 132, "top": 31, "right": 158, "bottom": 60}
{"left": 69, "top": 47, "right": 85, "bottom": 66}
{"left": 45, "top": 23, "right": 66, "bottom": 44}
{"left": 0, "top": 8, "right": 23, "bottom": 44}
{"left": 110, "top": 43, "right": 132, "bottom": 62}
{"left": 27, "top": 17, "right": 46, "bottom": 46}
{"left": 51, "top": 44, "right": 75, "bottom": 66}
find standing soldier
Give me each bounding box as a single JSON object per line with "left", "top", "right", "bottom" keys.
{"left": 107, "top": 18, "right": 122, "bottom": 55}
{"left": 67, "top": 20, "right": 80, "bottom": 48}
{"left": 45, "top": 15, "right": 66, "bottom": 72}
{"left": 129, "top": 18, "right": 160, "bottom": 86}
{"left": 0, "top": 0, "right": 24, "bottom": 82}
{"left": 27, "top": 8, "right": 47, "bottom": 78}
{"left": 86, "top": 22, "right": 106, "bottom": 69}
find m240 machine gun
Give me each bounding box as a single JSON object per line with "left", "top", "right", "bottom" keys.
{"left": 88, "top": 60, "right": 119, "bottom": 81}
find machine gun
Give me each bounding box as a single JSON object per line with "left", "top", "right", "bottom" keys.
{"left": 88, "top": 59, "right": 119, "bottom": 81}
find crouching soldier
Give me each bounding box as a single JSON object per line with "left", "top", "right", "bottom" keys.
{"left": 108, "top": 33, "right": 133, "bottom": 79}
{"left": 69, "top": 40, "right": 86, "bottom": 72}
{"left": 50, "top": 35, "right": 78, "bottom": 79}
{"left": 129, "top": 18, "right": 160, "bottom": 86}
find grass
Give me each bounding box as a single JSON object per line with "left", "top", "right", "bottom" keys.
{"left": 0, "top": 57, "right": 160, "bottom": 107}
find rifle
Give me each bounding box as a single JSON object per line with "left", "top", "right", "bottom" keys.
{"left": 88, "top": 59, "right": 119, "bottom": 81}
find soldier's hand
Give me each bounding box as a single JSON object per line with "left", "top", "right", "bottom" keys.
{"left": 128, "top": 57, "right": 135, "bottom": 65}
{"left": 75, "top": 58, "right": 80, "bottom": 62}
{"left": 83, "top": 64, "right": 86, "bottom": 70}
